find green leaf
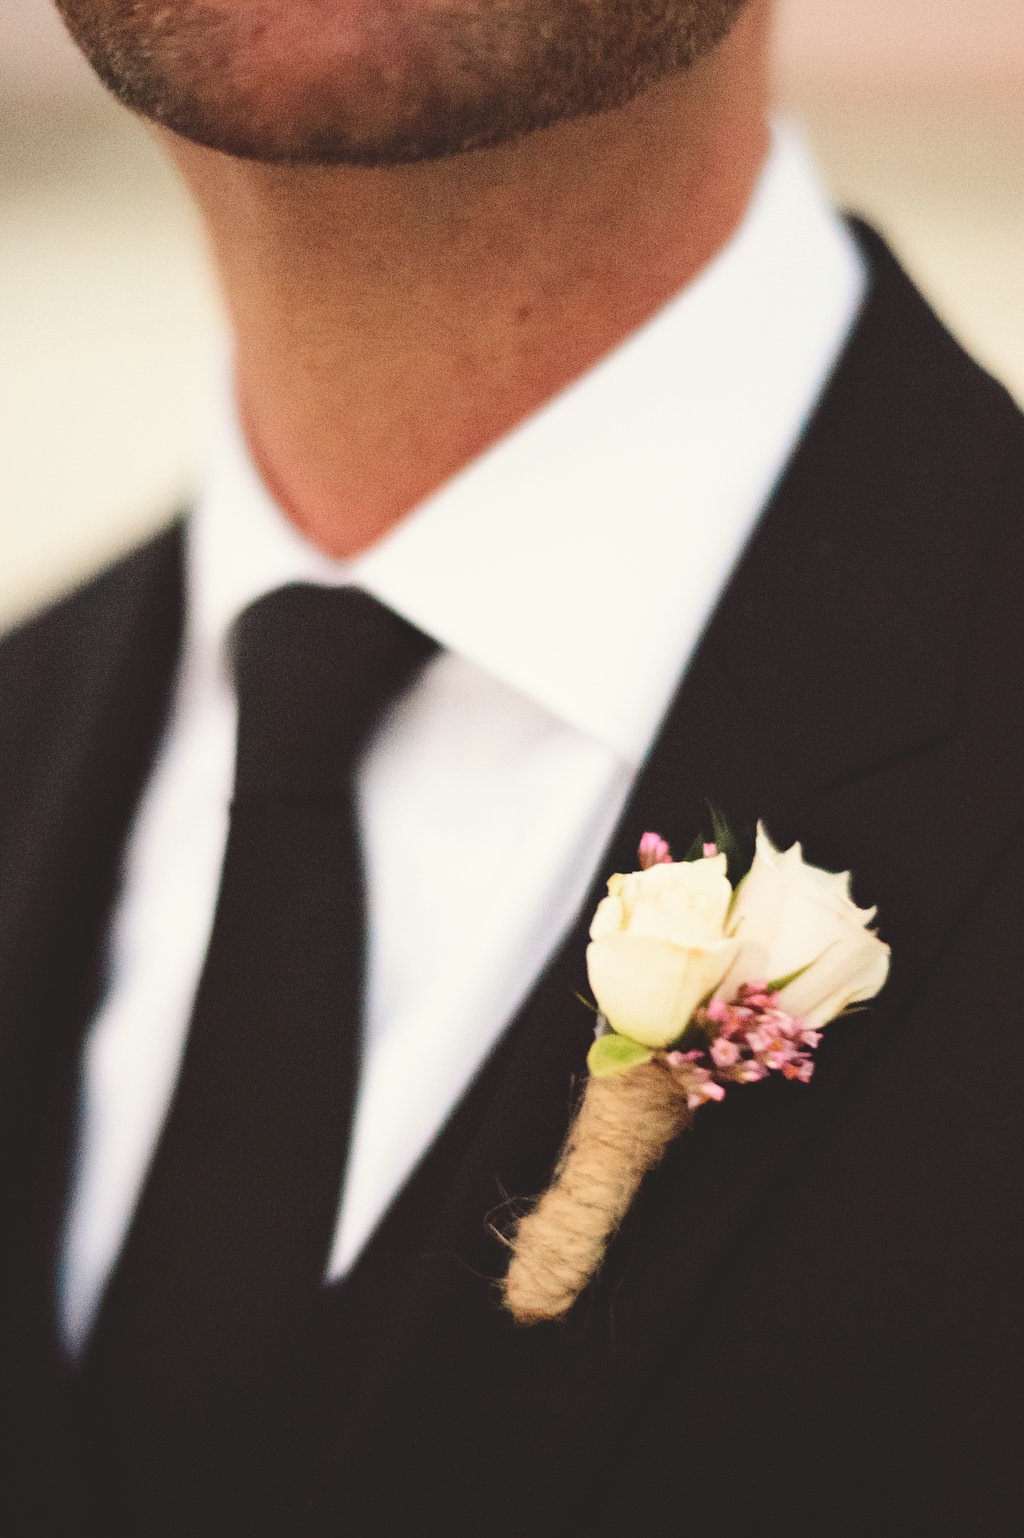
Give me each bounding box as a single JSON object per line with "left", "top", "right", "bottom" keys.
{"left": 681, "top": 831, "right": 706, "bottom": 863}
{"left": 587, "top": 1033, "right": 655, "bottom": 1078}
{"left": 707, "top": 803, "right": 756, "bottom": 883}
{"left": 681, "top": 805, "right": 758, "bottom": 880}
{"left": 708, "top": 803, "right": 733, "bottom": 853}
{"left": 766, "top": 962, "right": 813, "bottom": 994}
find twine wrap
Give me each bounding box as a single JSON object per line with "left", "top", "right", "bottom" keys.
{"left": 502, "top": 1060, "right": 693, "bottom": 1324}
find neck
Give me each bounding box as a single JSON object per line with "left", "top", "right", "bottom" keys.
{"left": 168, "top": 4, "right": 770, "bottom": 558}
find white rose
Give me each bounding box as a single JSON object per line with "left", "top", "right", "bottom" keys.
{"left": 721, "top": 824, "right": 890, "bottom": 1030}
{"left": 586, "top": 854, "right": 739, "bottom": 1048}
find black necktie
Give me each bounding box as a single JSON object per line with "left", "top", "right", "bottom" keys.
{"left": 83, "top": 584, "right": 436, "bottom": 1426}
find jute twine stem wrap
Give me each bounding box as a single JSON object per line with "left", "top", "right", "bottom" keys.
{"left": 502, "top": 1060, "right": 693, "bottom": 1324}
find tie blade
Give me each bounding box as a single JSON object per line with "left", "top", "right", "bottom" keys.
{"left": 232, "top": 584, "right": 436, "bottom": 799}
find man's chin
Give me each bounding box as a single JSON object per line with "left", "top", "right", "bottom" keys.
{"left": 54, "top": 0, "right": 751, "bottom": 168}
{"left": 135, "top": 72, "right": 677, "bottom": 170}
{"left": 132, "top": 74, "right": 645, "bottom": 171}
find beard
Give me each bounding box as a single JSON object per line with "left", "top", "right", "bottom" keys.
{"left": 54, "top": 0, "right": 752, "bottom": 166}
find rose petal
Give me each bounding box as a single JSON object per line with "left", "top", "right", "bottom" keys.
{"left": 608, "top": 856, "right": 733, "bottom": 948}
{"left": 720, "top": 823, "right": 889, "bottom": 1026}
{"left": 779, "top": 937, "right": 891, "bottom": 1030}
{"left": 586, "top": 933, "right": 739, "bottom": 1049}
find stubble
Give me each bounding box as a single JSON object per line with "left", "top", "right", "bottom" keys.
{"left": 54, "top": 0, "right": 752, "bottom": 164}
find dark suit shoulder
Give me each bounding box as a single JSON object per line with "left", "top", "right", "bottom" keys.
{"left": 0, "top": 520, "right": 184, "bottom": 711}
{"left": 840, "top": 219, "right": 1024, "bottom": 583}
{"left": 0, "top": 521, "right": 185, "bottom": 844}
{"left": 854, "top": 225, "right": 1024, "bottom": 760}
{"left": 0, "top": 525, "right": 183, "bottom": 759}
{"left": 849, "top": 217, "right": 1024, "bottom": 439}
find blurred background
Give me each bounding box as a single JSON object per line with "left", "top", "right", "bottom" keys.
{"left": 2, "top": 0, "right": 1023, "bottom": 628}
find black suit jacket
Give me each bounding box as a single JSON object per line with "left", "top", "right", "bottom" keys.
{"left": 2, "top": 226, "right": 1023, "bottom": 1536}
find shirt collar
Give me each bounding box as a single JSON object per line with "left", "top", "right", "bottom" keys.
{"left": 190, "top": 123, "right": 865, "bottom": 766}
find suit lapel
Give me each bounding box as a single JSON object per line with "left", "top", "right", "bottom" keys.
{"left": 0, "top": 525, "right": 184, "bottom": 1369}
{"left": 332, "top": 226, "right": 1020, "bottom": 1506}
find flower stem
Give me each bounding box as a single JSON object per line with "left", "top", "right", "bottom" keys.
{"left": 502, "top": 1061, "right": 693, "bottom": 1324}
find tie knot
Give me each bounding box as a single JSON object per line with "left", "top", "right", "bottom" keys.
{"left": 231, "top": 585, "right": 436, "bottom": 800}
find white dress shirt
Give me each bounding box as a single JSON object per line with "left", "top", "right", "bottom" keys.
{"left": 59, "top": 126, "right": 866, "bottom": 1357}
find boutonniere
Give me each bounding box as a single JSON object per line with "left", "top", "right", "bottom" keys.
{"left": 502, "top": 821, "right": 890, "bottom": 1324}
